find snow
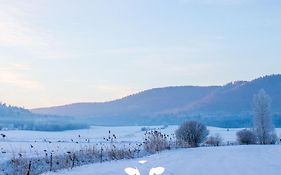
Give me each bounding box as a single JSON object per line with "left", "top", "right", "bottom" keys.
{"left": 0, "top": 126, "right": 155, "bottom": 161}
{"left": 0, "top": 125, "right": 281, "bottom": 174}
{"left": 44, "top": 145, "right": 281, "bottom": 175}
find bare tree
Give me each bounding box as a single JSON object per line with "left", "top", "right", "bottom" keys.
{"left": 176, "top": 121, "right": 209, "bottom": 147}
{"left": 236, "top": 129, "right": 257, "bottom": 145}
{"left": 253, "top": 89, "right": 277, "bottom": 144}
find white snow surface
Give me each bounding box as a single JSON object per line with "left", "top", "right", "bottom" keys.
{"left": 44, "top": 145, "right": 281, "bottom": 175}
{"left": 1, "top": 125, "right": 281, "bottom": 174}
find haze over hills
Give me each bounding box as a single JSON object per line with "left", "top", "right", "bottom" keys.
{"left": 31, "top": 75, "right": 281, "bottom": 127}
{"left": 0, "top": 103, "right": 88, "bottom": 131}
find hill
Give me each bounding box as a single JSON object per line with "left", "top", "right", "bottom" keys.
{"left": 31, "top": 75, "right": 281, "bottom": 127}
{"left": 0, "top": 103, "right": 88, "bottom": 131}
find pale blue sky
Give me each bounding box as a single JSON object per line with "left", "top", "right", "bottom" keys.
{"left": 0, "top": 0, "right": 280, "bottom": 108}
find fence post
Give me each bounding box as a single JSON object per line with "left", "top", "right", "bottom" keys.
{"left": 50, "top": 152, "right": 53, "bottom": 171}
{"left": 100, "top": 148, "right": 103, "bottom": 163}
{"left": 26, "top": 161, "right": 31, "bottom": 175}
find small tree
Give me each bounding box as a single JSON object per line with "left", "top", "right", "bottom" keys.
{"left": 236, "top": 129, "right": 257, "bottom": 145}
{"left": 176, "top": 121, "right": 209, "bottom": 147}
{"left": 206, "top": 134, "right": 223, "bottom": 146}
{"left": 253, "top": 89, "right": 277, "bottom": 144}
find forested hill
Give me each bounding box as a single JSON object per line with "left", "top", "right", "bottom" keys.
{"left": 0, "top": 103, "right": 88, "bottom": 131}
{"left": 32, "top": 75, "right": 281, "bottom": 116}
{"left": 31, "top": 75, "right": 281, "bottom": 127}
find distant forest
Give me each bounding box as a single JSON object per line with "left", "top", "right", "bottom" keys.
{"left": 0, "top": 103, "right": 89, "bottom": 131}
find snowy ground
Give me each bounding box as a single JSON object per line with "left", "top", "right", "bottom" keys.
{"left": 0, "top": 126, "right": 166, "bottom": 163}
{"left": 0, "top": 126, "right": 281, "bottom": 174}
{"left": 0, "top": 126, "right": 243, "bottom": 162}
{"left": 44, "top": 145, "right": 281, "bottom": 175}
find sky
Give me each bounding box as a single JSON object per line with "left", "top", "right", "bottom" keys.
{"left": 0, "top": 0, "right": 281, "bottom": 108}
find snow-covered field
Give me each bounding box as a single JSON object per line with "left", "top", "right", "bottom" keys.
{"left": 0, "top": 126, "right": 244, "bottom": 161}
{"left": 1, "top": 125, "right": 281, "bottom": 174}
{"left": 0, "top": 125, "right": 176, "bottom": 163}
{"left": 44, "top": 145, "right": 281, "bottom": 175}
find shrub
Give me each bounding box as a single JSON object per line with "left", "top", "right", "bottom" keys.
{"left": 236, "top": 129, "right": 257, "bottom": 145}
{"left": 143, "top": 130, "right": 169, "bottom": 153}
{"left": 205, "top": 134, "right": 223, "bottom": 146}
{"left": 176, "top": 121, "right": 209, "bottom": 147}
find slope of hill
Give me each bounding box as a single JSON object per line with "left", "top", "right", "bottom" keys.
{"left": 32, "top": 86, "right": 220, "bottom": 117}
{"left": 172, "top": 75, "right": 281, "bottom": 114}
{"left": 31, "top": 75, "right": 281, "bottom": 127}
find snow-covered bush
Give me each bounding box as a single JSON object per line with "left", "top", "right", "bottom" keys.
{"left": 176, "top": 121, "right": 209, "bottom": 147}
{"left": 236, "top": 129, "right": 257, "bottom": 145}
{"left": 107, "top": 148, "right": 135, "bottom": 160}
{"left": 143, "top": 130, "right": 170, "bottom": 153}
{"left": 205, "top": 134, "right": 223, "bottom": 146}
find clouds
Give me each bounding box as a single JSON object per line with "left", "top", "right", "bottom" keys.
{"left": 0, "top": 63, "right": 43, "bottom": 90}
{"left": 0, "top": 0, "right": 279, "bottom": 108}
{"left": 0, "top": 1, "right": 49, "bottom": 105}
{"left": 0, "top": 1, "right": 75, "bottom": 61}
{"left": 0, "top": 2, "right": 47, "bottom": 49}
